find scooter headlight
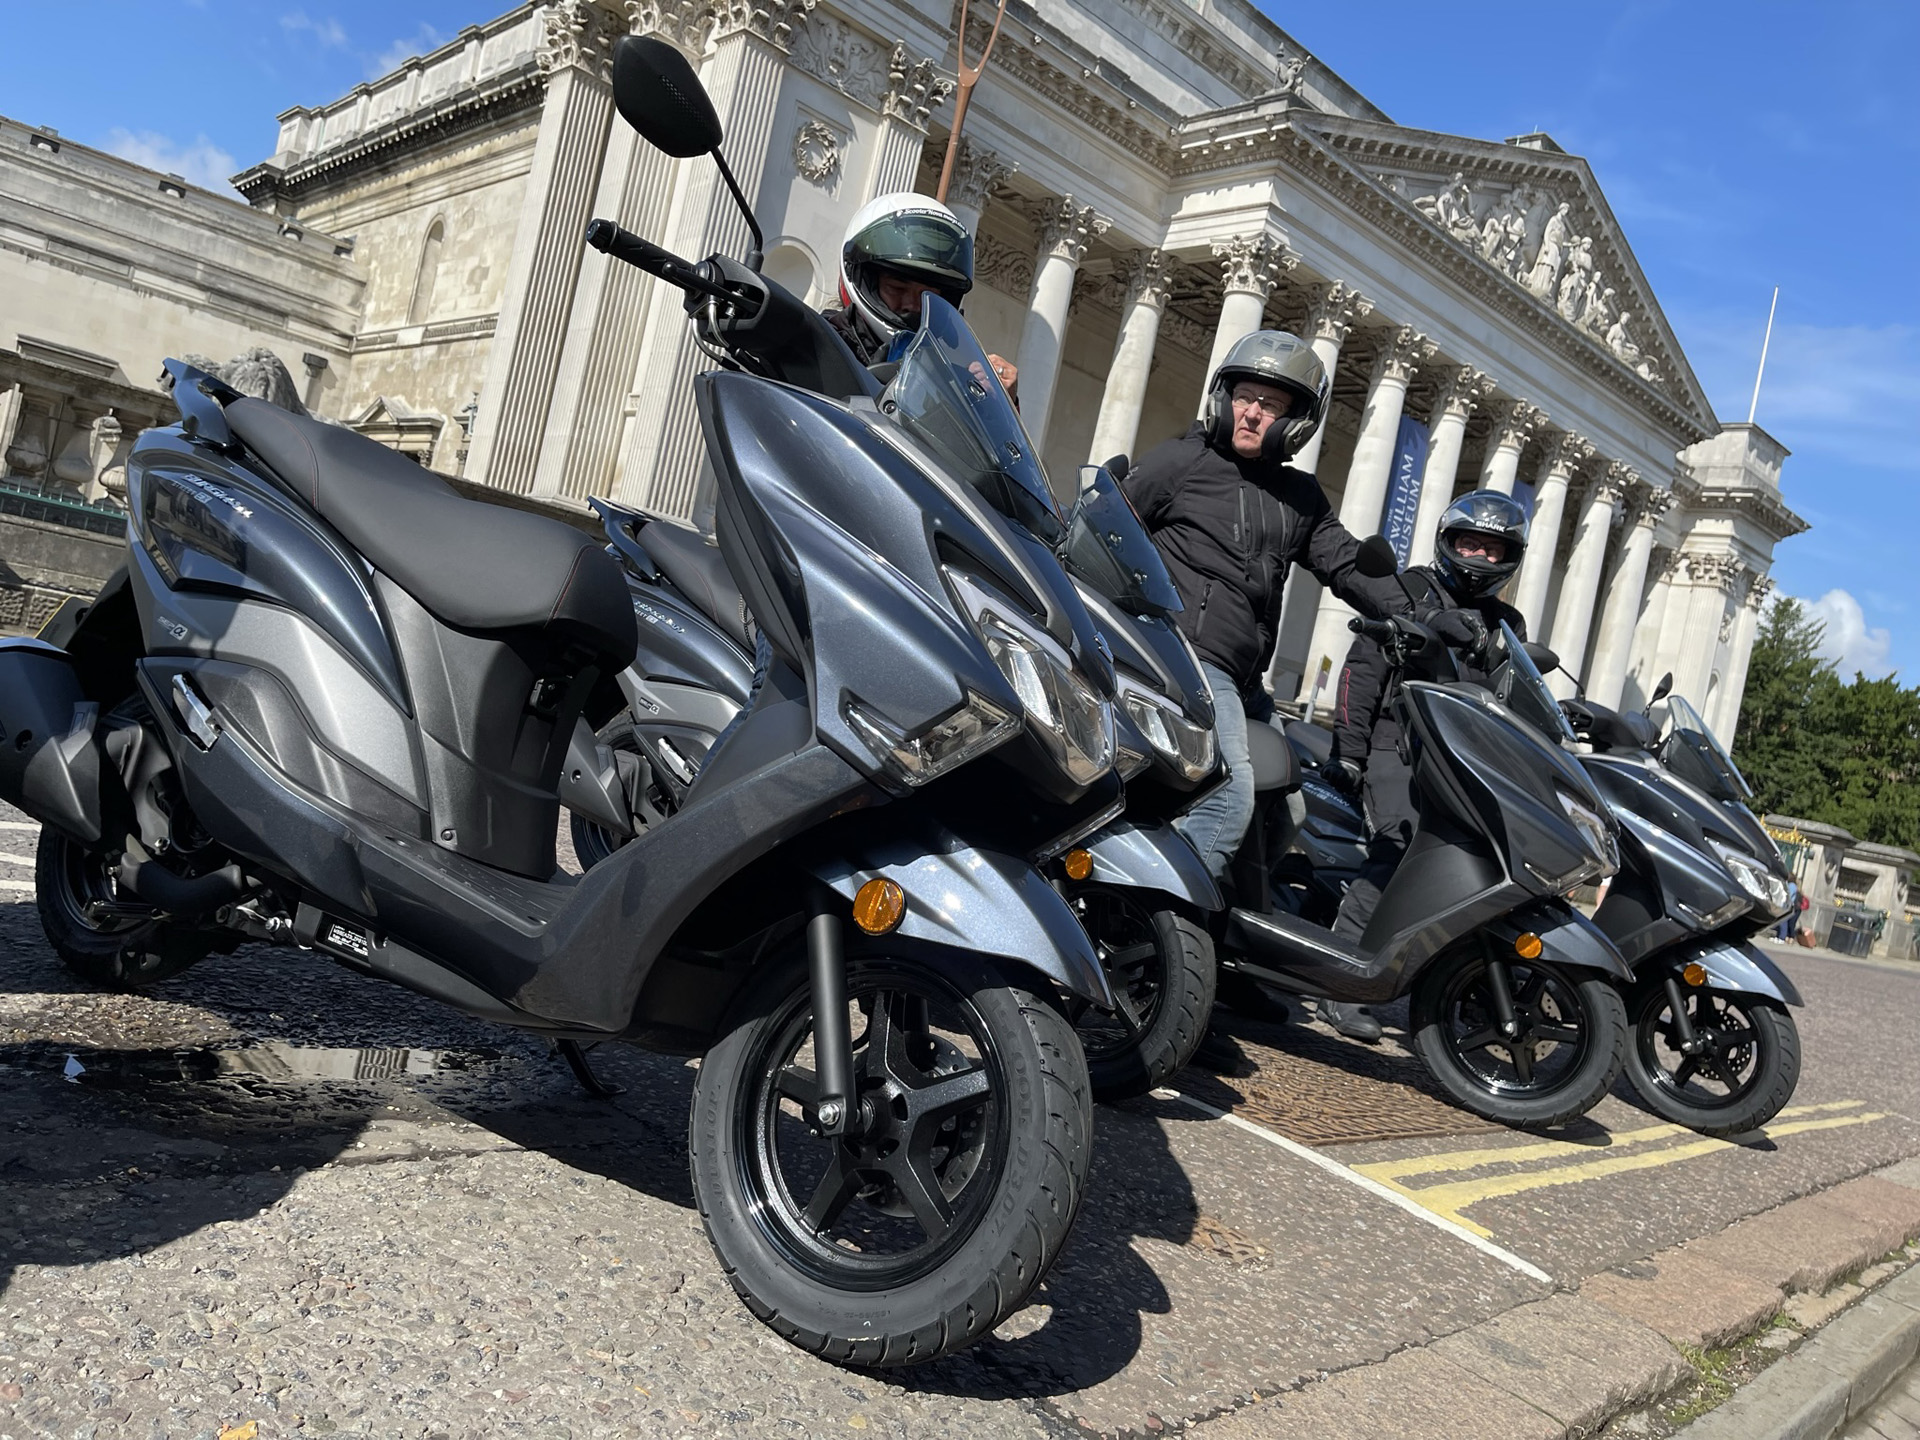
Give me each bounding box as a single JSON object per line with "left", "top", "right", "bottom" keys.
{"left": 1710, "top": 839, "right": 1790, "bottom": 915}
{"left": 979, "top": 614, "right": 1114, "bottom": 786}
{"left": 1119, "top": 679, "right": 1217, "bottom": 783}
{"left": 1558, "top": 789, "right": 1617, "bottom": 871}
{"left": 843, "top": 690, "right": 1020, "bottom": 788}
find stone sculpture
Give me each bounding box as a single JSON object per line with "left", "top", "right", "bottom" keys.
{"left": 1526, "top": 201, "right": 1572, "bottom": 299}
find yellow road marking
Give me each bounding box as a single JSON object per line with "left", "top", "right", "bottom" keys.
{"left": 1351, "top": 1101, "right": 1887, "bottom": 1238}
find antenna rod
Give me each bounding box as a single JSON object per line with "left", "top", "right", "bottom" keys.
{"left": 1747, "top": 286, "right": 1779, "bottom": 425}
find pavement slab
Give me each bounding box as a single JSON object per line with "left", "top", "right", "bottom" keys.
{"left": 1687, "top": 1194, "right": 1911, "bottom": 1295}
{"left": 1580, "top": 1249, "right": 1785, "bottom": 1348}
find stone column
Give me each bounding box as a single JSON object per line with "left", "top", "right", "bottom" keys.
{"left": 1407, "top": 366, "right": 1491, "bottom": 565}
{"left": 1016, "top": 198, "right": 1108, "bottom": 452}
{"left": 1197, "top": 233, "right": 1292, "bottom": 412}
{"left": 1510, "top": 431, "right": 1594, "bottom": 632}
{"left": 1587, "top": 479, "right": 1672, "bottom": 708}
{"left": 463, "top": 1, "right": 621, "bottom": 494}
{"left": 616, "top": 0, "right": 814, "bottom": 517}
{"left": 0, "top": 384, "right": 22, "bottom": 479}
{"left": 1087, "top": 249, "right": 1168, "bottom": 465}
{"left": 944, "top": 137, "right": 1012, "bottom": 238}
{"left": 1547, "top": 463, "right": 1630, "bottom": 696}
{"left": 1478, "top": 398, "right": 1541, "bottom": 496}
{"left": 1269, "top": 281, "right": 1372, "bottom": 696}
{"left": 866, "top": 48, "right": 953, "bottom": 197}
{"left": 1666, "top": 552, "right": 1746, "bottom": 711}
{"left": 1300, "top": 326, "right": 1434, "bottom": 695}
{"left": 1715, "top": 575, "right": 1773, "bottom": 737}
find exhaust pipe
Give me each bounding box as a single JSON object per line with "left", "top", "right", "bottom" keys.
{"left": 115, "top": 853, "right": 246, "bottom": 916}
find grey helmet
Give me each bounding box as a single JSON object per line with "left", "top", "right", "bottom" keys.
{"left": 1433, "top": 490, "right": 1529, "bottom": 599}
{"left": 1202, "top": 329, "right": 1329, "bottom": 462}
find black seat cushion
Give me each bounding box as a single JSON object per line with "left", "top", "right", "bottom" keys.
{"left": 636, "top": 520, "right": 754, "bottom": 652}
{"left": 225, "top": 399, "right": 637, "bottom": 666}
{"left": 1246, "top": 719, "right": 1299, "bottom": 792}
{"left": 1284, "top": 719, "right": 1333, "bottom": 769}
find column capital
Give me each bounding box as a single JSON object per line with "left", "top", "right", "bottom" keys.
{"left": 1036, "top": 198, "right": 1110, "bottom": 265}
{"left": 1628, "top": 483, "right": 1677, "bottom": 530}
{"left": 709, "top": 0, "right": 817, "bottom": 50}
{"left": 884, "top": 45, "right": 954, "bottom": 127}
{"left": 947, "top": 137, "right": 1015, "bottom": 215}
{"left": 1685, "top": 550, "right": 1747, "bottom": 595}
{"left": 1369, "top": 325, "right": 1434, "bottom": 387}
{"left": 624, "top": 0, "right": 715, "bottom": 51}
{"left": 1745, "top": 573, "right": 1776, "bottom": 611}
{"left": 540, "top": 0, "right": 623, "bottom": 79}
{"left": 1579, "top": 460, "right": 1632, "bottom": 511}
{"left": 1120, "top": 248, "right": 1171, "bottom": 310}
{"left": 1488, "top": 398, "right": 1544, "bottom": 454}
{"left": 1306, "top": 280, "right": 1372, "bottom": 345}
{"left": 1542, "top": 429, "right": 1595, "bottom": 476}
{"left": 1211, "top": 233, "right": 1294, "bottom": 301}
{"left": 1434, "top": 365, "right": 1494, "bottom": 422}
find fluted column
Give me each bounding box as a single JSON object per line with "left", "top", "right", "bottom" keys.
{"left": 1301, "top": 327, "right": 1434, "bottom": 694}
{"left": 1197, "top": 233, "right": 1293, "bottom": 411}
{"left": 1016, "top": 198, "right": 1109, "bottom": 452}
{"left": 865, "top": 48, "right": 953, "bottom": 197}
{"left": 1087, "top": 249, "right": 1169, "bottom": 466}
{"left": 1547, "top": 463, "right": 1630, "bottom": 696}
{"left": 1407, "top": 366, "right": 1491, "bottom": 565}
{"left": 1510, "top": 431, "right": 1594, "bottom": 632}
{"left": 1587, "top": 479, "right": 1671, "bottom": 707}
{"left": 1478, "top": 398, "right": 1541, "bottom": 496}
{"left": 465, "top": 1, "right": 620, "bottom": 493}
{"left": 943, "top": 136, "right": 1012, "bottom": 238}
{"left": 1269, "top": 281, "right": 1371, "bottom": 697}
{"left": 616, "top": 0, "right": 813, "bottom": 517}
{"left": 1715, "top": 575, "right": 1773, "bottom": 737}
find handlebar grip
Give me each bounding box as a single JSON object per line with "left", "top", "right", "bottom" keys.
{"left": 584, "top": 219, "right": 730, "bottom": 302}
{"left": 1348, "top": 617, "right": 1395, "bottom": 640}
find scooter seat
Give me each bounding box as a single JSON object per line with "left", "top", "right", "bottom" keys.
{"left": 224, "top": 398, "right": 637, "bottom": 666}
{"left": 1284, "top": 719, "right": 1333, "bottom": 770}
{"left": 1247, "top": 718, "right": 1300, "bottom": 792}
{"left": 636, "top": 520, "right": 755, "bottom": 652}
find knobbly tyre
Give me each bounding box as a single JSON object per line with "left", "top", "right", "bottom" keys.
{"left": 1214, "top": 538, "right": 1636, "bottom": 1129}
{"left": 0, "top": 37, "right": 1131, "bottom": 1366}
{"left": 570, "top": 464, "right": 1228, "bottom": 1103}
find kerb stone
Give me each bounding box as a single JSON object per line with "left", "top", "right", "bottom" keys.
{"left": 1684, "top": 1194, "right": 1896, "bottom": 1294}
{"left": 1581, "top": 1249, "right": 1783, "bottom": 1348}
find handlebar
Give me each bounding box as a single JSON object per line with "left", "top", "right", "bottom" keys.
{"left": 1348, "top": 617, "right": 1398, "bottom": 641}
{"left": 585, "top": 218, "right": 736, "bottom": 306}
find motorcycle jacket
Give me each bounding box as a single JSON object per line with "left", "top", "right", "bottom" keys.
{"left": 1331, "top": 566, "right": 1527, "bottom": 772}
{"left": 1121, "top": 424, "right": 1403, "bottom": 698}
{"left": 821, "top": 304, "right": 888, "bottom": 367}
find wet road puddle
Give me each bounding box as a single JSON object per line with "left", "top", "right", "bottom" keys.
{"left": 56, "top": 1040, "right": 509, "bottom": 1088}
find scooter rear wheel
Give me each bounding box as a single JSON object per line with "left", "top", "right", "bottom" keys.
{"left": 1623, "top": 987, "right": 1799, "bottom": 1137}
{"left": 34, "top": 827, "right": 210, "bottom": 990}
{"left": 689, "top": 945, "right": 1091, "bottom": 1366}
{"left": 1412, "top": 951, "right": 1627, "bottom": 1129}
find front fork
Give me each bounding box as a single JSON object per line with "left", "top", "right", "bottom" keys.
{"left": 808, "top": 886, "right": 855, "bottom": 1137}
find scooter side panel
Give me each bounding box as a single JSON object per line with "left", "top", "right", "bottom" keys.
{"left": 1662, "top": 938, "right": 1803, "bottom": 1006}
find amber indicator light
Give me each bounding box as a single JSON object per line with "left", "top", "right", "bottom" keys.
{"left": 1682, "top": 962, "right": 1708, "bottom": 987}
{"left": 852, "top": 878, "right": 906, "bottom": 935}
{"left": 1514, "top": 932, "right": 1544, "bottom": 959}
{"left": 1063, "top": 849, "right": 1094, "bottom": 881}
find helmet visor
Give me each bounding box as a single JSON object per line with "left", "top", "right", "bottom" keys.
{"left": 848, "top": 214, "right": 975, "bottom": 293}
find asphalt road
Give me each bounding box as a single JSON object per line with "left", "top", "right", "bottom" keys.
{"left": 3, "top": 800, "right": 1916, "bottom": 1439}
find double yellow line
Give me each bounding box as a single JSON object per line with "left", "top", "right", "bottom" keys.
{"left": 1351, "top": 1100, "right": 1888, "bottom": 1237}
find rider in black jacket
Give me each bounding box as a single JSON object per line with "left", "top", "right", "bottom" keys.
{"left": 1316, "top": 491, "right": 1531, "bottom": 1040}
{"left": 1120, "top": 330, "right": 1404, "bottom": 884}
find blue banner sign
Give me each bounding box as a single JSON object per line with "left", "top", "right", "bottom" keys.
{"left": 1381, "top": 415, "right": 1430, "bottom": 565}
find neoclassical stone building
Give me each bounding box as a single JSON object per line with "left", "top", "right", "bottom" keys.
{"left": 11, "top": 0, "right": 1805, "bottom": 736}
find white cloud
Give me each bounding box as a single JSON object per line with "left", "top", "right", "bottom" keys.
{"left": 369, "top": 24, "right": 449, "bottom": 79}
{"left": 102, "top": 129, "right": 239, "bottom": 194}
{"left": 1805, "top": 588, "right": 1895, "bottom": 679}
{"left": 282, "top": 10, "right": 348, "bottom": 47}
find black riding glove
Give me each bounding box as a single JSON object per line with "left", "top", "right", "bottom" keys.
{"left": 1429, "top": 609, "right": 1490, "bottom": 659}
{"left": 1323, "top": 758, "right": 1363, "bottom": 795}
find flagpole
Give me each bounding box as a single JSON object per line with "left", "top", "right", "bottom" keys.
{"left": 1747, "top": 286, "right": 1779, "bottom": 425}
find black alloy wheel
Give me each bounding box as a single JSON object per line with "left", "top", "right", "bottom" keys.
{"left": 1624, "top": 985, "right": 1800, "bottom": 1137}
{"left": 35, "top": 827, "right": 210, "bottom": 989}
{"left": 1412, "top": 948, "right": 1627, "bottom": 1128}
{"left": 690, "top": 948, "right": 1091, "bottom": 1366}
{"left": 1072, "top": 887, "right": 1216, "bottom": 1101}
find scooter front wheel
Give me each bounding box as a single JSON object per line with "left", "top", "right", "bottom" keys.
{"left": 1411, "top": 950, "right": 1627, "bottom": 1129}
{"left": 689, "top": 946, "right": 1091, "bottom": 1366}
{"left": 1073, "top": 889, "right": 1216, "bottom": 1101}
{"left": 1623, "top": 987, "right": 1800, "bottom": 1137}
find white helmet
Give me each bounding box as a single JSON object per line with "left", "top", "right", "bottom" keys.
{"left": 837, "top": 192, "right": 975, "bottom": 351}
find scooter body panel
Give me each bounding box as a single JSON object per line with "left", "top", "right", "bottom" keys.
{"left": 1642, "top": 937, "right": 1803, "bottom": 1007}
{"left": 1082, "top": 819, "right": 1220, "bottom": 911}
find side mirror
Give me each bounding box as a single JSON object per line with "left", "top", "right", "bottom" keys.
{"left": 1355, "top": 534, "right": 1399, "bottom": 579}
{"left": 1650, "top": 671, "right": 1673, "bottom": 706}
{"left": 1102, "top": 453, "right": 1131, "bottom": 483}
{"left": 1523, "top": 642, "right": 1559, "bottom": 672}
{"left": 613, "top": 36, "right": 723, "bottom": 157}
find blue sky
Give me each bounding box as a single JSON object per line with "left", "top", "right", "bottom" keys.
{"left": 4, "top": 4, "right": 1915, "bottom": 678}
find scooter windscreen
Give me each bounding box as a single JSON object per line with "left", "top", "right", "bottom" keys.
{"left": 1495, "top": 622, "right": 1576, "bottom": 744}
{"left": 885, "top": 295, "right": 1067, "bottom": 549}
{"left": 1661, "top": 695, "right": 1753, "bottom": 805}
{"left": 1065, "top": 466, "right": 1182, "bottom": 619}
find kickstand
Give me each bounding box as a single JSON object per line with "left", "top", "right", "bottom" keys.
{"left": 557, "top": 1039, "right": 624, "bottom": 1099}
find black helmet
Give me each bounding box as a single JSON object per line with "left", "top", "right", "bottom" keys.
{"left": 837, "top": 192, "right": 975, "bottom": 349}
{"left": 1201, "top": 330, "right": 1329, "bottom": 462}
{"left": 1434, "top": 491, "right": 1528, "bottom": 599}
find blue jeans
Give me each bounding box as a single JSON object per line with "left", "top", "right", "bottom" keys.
{"left": 1176, "top": 663, "right": 1257, "bottom": 883}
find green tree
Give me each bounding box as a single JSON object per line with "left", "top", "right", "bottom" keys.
{"left": 1829, "top": 674, "right": 1920, "bottom": 851}
{"left": 1732, "top": 596, "right": 1841, "bottom": 821}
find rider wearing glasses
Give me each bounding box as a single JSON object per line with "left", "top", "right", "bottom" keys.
{"left": 1119, "top": 330, "right": 1406, "bottom": 891}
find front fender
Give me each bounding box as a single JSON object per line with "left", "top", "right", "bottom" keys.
{"left": 1083, "top": 820, "right": 1221, "bottom": 911}
{"left": 1651, "top": 938, "right": 1803, "bottom": 1007}
{"left": 1483, "top": 899, "right": 1634, "bottom": 981}
{"left": 807, "top": 840, "right": 1114, "bottom": 1008}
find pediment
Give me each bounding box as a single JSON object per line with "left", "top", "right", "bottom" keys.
{"left": 1285, "top": 114, "right": 1717, "bottom": 433}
